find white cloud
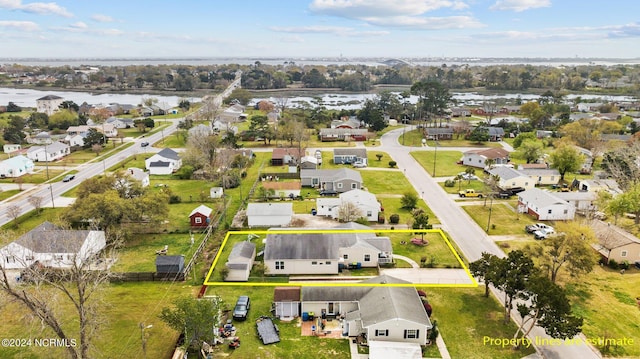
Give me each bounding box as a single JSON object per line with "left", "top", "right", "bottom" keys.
{"left": 91, "top": 14, "right": 114, "bottom": 23}
{"left": 69, "top": 21, "right": 87, "bottom": 29}
{"left": 0, "top": 0, "right": 72, "bottom": 17}
{"left": 0, "top": 20, "right": 39, "bottom": 31}
{"left": 490, "top": 0, "right": 551, "bottom": 12}
{"left": 310, "top": 0, "right": 468, "bottom": 17}
{"left": 363, "top": 15, "right": 484, "bottom": 29}
{"left": 269, "top": 25, "right": 390, "bottom": 37}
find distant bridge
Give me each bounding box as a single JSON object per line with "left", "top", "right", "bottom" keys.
{"left": 379, "top": 58, "right": 414, "bottom": 67}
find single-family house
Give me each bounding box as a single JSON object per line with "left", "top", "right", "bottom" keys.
{"left": 188, "top": 124, "right": 213, "bottom": 137}
{"left": 271, "top": 148, "right": 305, "bottom": 166}
{"left": 462, "top": 148, "right": 510, "bottom": 169}
{"left": 145, "top": 148, "right": 182, "bottom": 175}
{"left": 333, "top": 148, "right": 367, "bottom": 165}
{"left": 517, "top": 188, "right": 575, "bottom": 221}
{"left": 519, "top": 168, "right": 561, "bottom": 186}
{"left": 36, "top": 95, "right": 64, "bottom": 116}
{"left": 246, "top": 203, "right": 293, "bottom": 228}
{"left": 125, "top": 167, "right": 150, "bottom": 187}
{"left": 331, "top": 117, "right": 361, "bottom": 129}
{"left": 299, "top": 275, "right": 432, "bottom": 345}
{"left": 319, "top": 128, "right": 368, "bottom": 142}
{"left": 316, "top": 189, "right": 381, "bottom": 222}
{"left": 262, "top": 181, "right": 302, "bottom": 199}
{"left": 536, "top": 130, "right": 554, "bottom": 139}
{"left": 578, "top": 179, "right": 623, "bottom": 196}
{"left": 189, "top": 204, "right": 213, "bottom": 228}
{"left": 264, "top": 223, "right": 392, "bottom": 275}
{"left": 3, "top": 144, "right": 21, "bottom": 154}
{"left": 212, "top": 120, "right": 239, "bottom": 134}
{"left": 450, "top": 107, "right": 471, "bottom": 117}
{"left": 517, "top": 163, "right": 548, "bottom": 170}
{"left": 224, "top": 241, "right": 256, "bottom": 282}
{"left": 477, "top": 126, "right": 505, "bottom": 141}
{"left": 26, "top": 141, "right": 70, "bottom": 162}
{"left": 273, "top": 287, "right": 302, "bottom": 319}
{"left": 106, "top": 117, "right": 134, "bottom": 129}
{"left": 300, "top": 169, "right": 363, "bottom": 193}
{"left": 554, "top": 191, "right": 598, "bottom": 212}
{"left": 300, "top": 156, "right": 318, "bottom": 170}
{"left": 487, "top": 167, "right": 534, "bottom": 190}
{"left": 0, "top": 155, "right": 35, "bottom": 178}
{"left": 210, "top": 187, "right": 224, "bottom": 199}
{"left": 216, "top": 104, "right": 247, "bottom": 123}
{"left": 31, "top": 131, "right": 52, "bottom": 145}
{"left": 574, "top": 146, "right": 593, "bottom": 173}
{"left": 0, "top": 221, "right": 106, "bottom": 270}
{"left": 424, "top": 127, "right": 453, "bottom": 140}
{"left": 591, "top": 220, "right": 640, "bottom": 264}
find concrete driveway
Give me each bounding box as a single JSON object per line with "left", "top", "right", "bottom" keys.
{"left": 380, "top": 268, "right": 475, "bottom": 285}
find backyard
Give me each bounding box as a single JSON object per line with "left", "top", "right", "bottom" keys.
{"left": 411, "top": 150, "right": 466, "bottom": 177}
{"left": 461, "top": 202, "right": 538, "bottom": 236}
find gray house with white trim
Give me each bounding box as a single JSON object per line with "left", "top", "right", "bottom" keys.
{"left": 300, "top": 168, "right": 363, "bottom": 193}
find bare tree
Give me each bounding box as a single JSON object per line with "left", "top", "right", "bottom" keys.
{"left": 7, "top": 205, "right": 21, "bottom": 226}
{"left": 275, "top": 96, "right": 289, "bottom": 114}
{"left": 337, "top": 201, "right": 363, "bottom": 223}
{"left": 0, "top": 225, "right": 121, "bottom": 359}
{"left": 28, "top": 195, "right": 44, "bottom": 214}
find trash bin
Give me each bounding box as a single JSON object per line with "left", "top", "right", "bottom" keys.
{"left": 302, "top": 312, "right": 309, "bottom": 321}
{"left": 311, "top": 208, "right": 317, "bottom": 216}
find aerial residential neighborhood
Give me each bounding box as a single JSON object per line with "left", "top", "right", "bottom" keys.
{"left": 2, "top": 3, "right": 640, "bottom": 358}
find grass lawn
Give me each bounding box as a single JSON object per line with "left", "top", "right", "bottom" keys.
{"left": 0, "top": 189, "right": 21, "bottom": 201}
{"left": 461, "top": 203, "right": 538, "bottom": 235}
{"left": 0, "top": 282, "right": 195, "bottom": 359}
{"left": 0, "top": 168, "right": 66, "bottom": 184}
{"left": 423, "top": 287, "right": 537, "bottom": 359}
{"left": 411, "top": 150, "right": 466, "bottom": 177}
{"left": 387, "top": 232, "right": 461, "bottom": 268}
{"left": 0, "top": 208, "right": 66, "bottom": 234}
{"left": 378, "top": 197, "right": 440, "bottom": 226}
{"left": 440, "top": 179, "right": 486, "bottom": 194}
{"left": 360, "top": 170, "right": 413, "bottom": 195}
{"left": 202, "top": 286, "right": 351, "bottom": 359}
{"left": 318, "top": 150, "right": 391, "bottom": 169}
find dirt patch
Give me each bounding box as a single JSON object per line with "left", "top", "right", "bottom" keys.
{"left": 291, "top": 214, "right": 340, "bottom": 228}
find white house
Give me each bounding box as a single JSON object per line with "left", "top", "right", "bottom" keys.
{"left": 554, "top": 191, "right": 597, "bottom": 212}
{"left": 462, "top": 148, "right": 510, "bottom": 169}
{"left": 210, "top": 187, "right": 224, "bottom": 199}
{"left": 299, "top": 275, "right": 432, "bottom": 345}
{"left": 316, "top": 189, "right": 381, "bottom": 222}
{"left": 264, "top": 223, "right": 393, "bottom": 275}
{"left": 31, "top": 131, "right": 52, "bottom": 145}
{"left": 26, "top": 141, "right": 70, "bottom": 162}
{"left": 36, "top": 95, "right": 64, "bottom": 116}
{"left": 0, "top": 155, "right": 35, "bottom": 178}
{"left": 487, "top": 167, "right": 533, "bottom": 190}
{"left": 246, "top": 203, "right": 293, "bottom": 228}
{"left": 188, "top": 123, "right": 213, "bottom": 137}
{"left": 0, "top": 222, "right": 106, "bottom": 270}
{"left": 212, "top": 120, "right": 239, "bottom": 134}
{"left": 3, "top": 144, "right": 21, "bottom": 154}
{"left": 578, "top": 179, "right": 623, "bottom": 196}
{"left": 145, "top": 148, "right": 182, "bottom": 175}
{"left": 224, "top": 241, "right": 256, "bottom": 282}
{"left": 519, "top": 168, "right": 561, "bottom": 186}
{"left": 125, "top": 168, "right": 150, "bottom": 187}
{"left": 517, "top": 188, "right": 575, "bottom": 221}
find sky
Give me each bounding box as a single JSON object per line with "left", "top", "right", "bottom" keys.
{"left": 1, "top": 0, "right": 640, "bottom": 59}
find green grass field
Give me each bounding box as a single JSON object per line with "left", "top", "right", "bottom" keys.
{"left": 411, "top": 150, "right": 466, "bottom": 177}
{"left": 461, "top": 203, "right": 538, "bottom": 235}
{"left": 387, "top": 231, "right": 461, "bottom": 267}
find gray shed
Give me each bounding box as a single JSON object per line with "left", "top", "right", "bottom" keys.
{"left": 155, "top": 255, "right": 185, "bottom": 274}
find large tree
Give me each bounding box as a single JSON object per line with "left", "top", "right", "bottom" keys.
{"left": 490, "top": 250, "right": 535, "bottom": 323}
{"left": 358, "top": 99, "right": 386, "bottom": 132}
{"left": 513, "top": 275, "right": 583, "bottom": 345}
{"left": 516, "top": 139, "right": 544, "bottom": 164}
{"left": 159, "top": 296, "right": 224, "bottom": 351}
{"left": 469, "top": 252, "right": 499, "bottom": 297}
{"left": 0, "top": 226, "right": 119, "bottom": 359}
{"left": 549, "top": 143, "right": 583, "bottom": 181}
{"left": 525, "top": 222, "right": 597, "bottom": 283}
{"left": 410, "top": 80, "right": 451, "bottom": 127}
{"left": 600, "top": 140, "right": 640, "bottom": 190}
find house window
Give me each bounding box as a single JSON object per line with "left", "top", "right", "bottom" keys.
{"left": 621, "top": 251, "right": 628, "bottom": 257}
{"left": 367, "top": 211, "right": 372, "bottom": 217}
{"left": 525, "top": 182, "right": 529, "bottom": 186}
{"left": 313, "top": 178, "right": 319, "bottom": 186}
{"left": 312, "top": 261, "right": 318, "bottom": 265}
{"left": 25, "top": 255, "right": 34, "bottom": 261}
{"left": 337, "top": 183, "right": 343, "bottom": 189}
{"left": 364, "top": 254, "right": 371, "bottom": 262}
{"left": 5, "top": 256, "right": 15, "bottom": 264}
{"left": 404, "top": 329, "right": 419, "bottom": 339}
{"left": 351, "top": 183, "right": 357, "bottom": 189}
{"left": 194, "top": 217, "right": 202, "bottom": 224}
{"left": 54, "top": 255, "right": 63, "bottom": 261}
{"left": 548, "top": 209, "right": 552, "bottom": 214}
{"left": 563, "top": 209, "right": 568, "bottom": 214}
{"left": 275, "top": 261, "right": 285, "bottom": 270}
{"left": 326, "top": 261, "right": 331, "bottom": 265}
{"left": 343, "top": 254, "right": 348, "bottom": 260}
{"left": 375, "top": 329, "right": 389, "bottom": 337}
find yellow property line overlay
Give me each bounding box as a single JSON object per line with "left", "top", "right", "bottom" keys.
{"left": 203, "top": 229, "right": 478, "bottom": 288}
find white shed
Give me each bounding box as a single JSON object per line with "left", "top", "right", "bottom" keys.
{"left": 210, "top": 187, "right": 224, "bottom": 199}
{"left": 246, "top": 203, "right": 293, "bottom": 228}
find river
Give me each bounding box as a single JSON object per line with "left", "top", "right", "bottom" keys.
{"left": 1, "top": 87, "right": 636, "bottom": 112}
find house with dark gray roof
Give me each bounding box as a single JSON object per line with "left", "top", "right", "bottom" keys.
{"left": 297, "top": 275, "right": 432, "bottom": 345}
{"left": 263, "top": 223, "right": 392, "bottom": 275}
{"left": 145, "top": 148, "right": 182, "bottom": 175}
{"left": 0, "top": 221, "right": 106, "bottom": 269}
{"left": 333, "top": 148, "right": 367, "bottom": 164}
{"left": 224, "top": 241, "right": 256, "bottom": 282}
{"left": 300, "top": 168, "right": 363, "bottom": 193}
{"left": 424, "top": 127, "right": 453, "bottom": 140}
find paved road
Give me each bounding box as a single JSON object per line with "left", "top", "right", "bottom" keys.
{"left": 377, "top": 126, "right": 601, "bottom": 359}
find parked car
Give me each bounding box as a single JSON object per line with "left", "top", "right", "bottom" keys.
{"left": 533, "top": 228, "right": 555, "bottom": 240}
{"left": 62, "top": 174, "right": 75, "bottom": 182}
{"left": 458, "top": 189, "right": 483, "bottom": 198}
{"left": 498, "top": 187, "right": 525, "bottom": 199}
{"left": 458, "top": 172, "right": 479, "bottom": 180}
{"left": 525, "top": 223, "right": 554, "bottom": 234}
{"left": 233, "top": 295, "right": 250, "bottom": 321}
{"left": 352, "top": 161, "right": 367, "bottom": 168}
{"left": 319, "top": 189, "right": 337, "bottom": 196}
{"left": 140, "top": 141, "right": 149, "bottom": 147}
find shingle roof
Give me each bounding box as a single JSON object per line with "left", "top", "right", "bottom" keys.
{"left": 229, "top": 241, "right": 256, "bottom": 260}
{"left": 14, "top": 221, "right": 93, "bottom": 253}
{"left": 274, "top": 287, "right": 301, "bottom": 302}
{"left": 37, "top": 95, "right": 63, "bottom": 101}
{"left": 246, "top": 203, "right": 293, "bottom": 217}
{"left": 156, "top": 148, "right": 180, "bottom": 160}
{"left": 518, "top": 188, "right": 568, "bottom": 208}
{"left": 488, "top": 166, "right": 524, "bottom": 180}
{"left": 464, "top": 147, "right": 510, "bottom": 159}
{"left": 592, "top": 220, "right": 640, "bottom": 249}
{"left": 333, "top": 148, "right": 367, "bottom": 158}
{"left": 300, "top": 168, "right": 362, "bottom": 183}
{"left": 518, "top": 168, "right": 560, "bottom": 177}
{"left": 189, "top": 204, "right": 212, "bottom": 218}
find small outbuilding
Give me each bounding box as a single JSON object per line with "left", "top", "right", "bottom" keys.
{"left": 246, "top": 203, "right": 293, "bottom": 228}
{"left": 210, "top": 187, "right": 224, "bottom": 199}
{"left": 224, "top": 241, "right": 256, "bottom": 282}
{"left": 155, "top": 255, "right": 185, "bottom": 275}
{"left": 189, "top": 205, "right": 213, "bottom": 228}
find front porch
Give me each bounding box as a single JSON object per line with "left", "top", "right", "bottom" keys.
{"left": 301, "top": 317, "right": 346, "bottom": 339}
